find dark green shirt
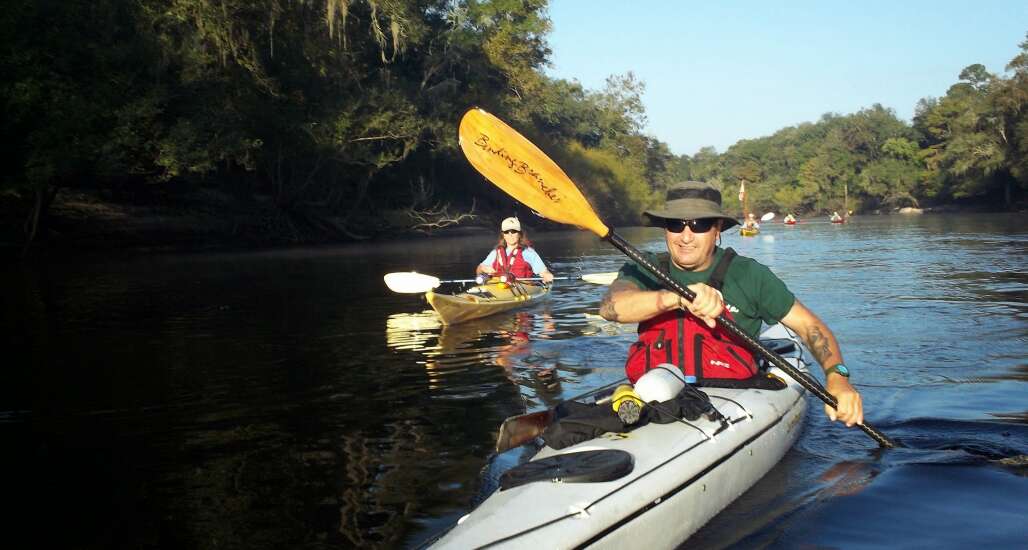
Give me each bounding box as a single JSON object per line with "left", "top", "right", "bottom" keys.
{"left": 616, "top": 247, "right": 796, "bottom": 337}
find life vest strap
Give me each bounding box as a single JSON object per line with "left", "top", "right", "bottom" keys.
{"left": 708, "top": 247, "right": 737, "bottom": 291}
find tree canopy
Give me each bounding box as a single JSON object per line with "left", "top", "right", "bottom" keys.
{"left": 2, "top": 3, "right": 1024, "bottom": 250}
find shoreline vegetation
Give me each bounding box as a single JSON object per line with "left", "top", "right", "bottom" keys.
{"left": 3, "top": 3, "right": 1026, "bottom": 258}
{"left": 2, "top": 187, "right": 1017, "bottom": 258}
{"left": 1, "top": 186, "right": 499, "bottom": 256}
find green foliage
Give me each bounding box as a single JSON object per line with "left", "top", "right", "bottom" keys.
{"left": 772, "top": 183, "right": 808, "bottom": 214}
{"left": 556, "top": 141, "right": 658, "bottom": 226}
{"left": 881, "top": 137, "right": 919, "bottom": 160}
{"left": 2, "top": 0, "right": 150, "bottom": 190}
{"left": 912, "top": 57, "right": 1026, "bottom": 204}
{"left": 3, "top": 1, "right": 572, "bottom": 237}
{"left": 688, "top": 147, "right": 721, "bottom": 184}
{"left": 3, "top": 3, "right": 1026, "bottom": 251}
{"left": 858, "top": 158, "right": 922, "bottom": 208}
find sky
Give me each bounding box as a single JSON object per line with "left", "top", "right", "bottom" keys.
{"left": 543, "top": 1, "right": 1028, "bottom": 156}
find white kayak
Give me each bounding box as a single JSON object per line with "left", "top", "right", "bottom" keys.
{"left": 430, "top": 323, "right": 812, "bottom": 549}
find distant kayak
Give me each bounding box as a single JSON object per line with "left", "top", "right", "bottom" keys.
{"left": 426, "top": 280, "right": 550, "bottom": 325}
{"left": 740, "top": 227, "right": 760, "bottom": 237}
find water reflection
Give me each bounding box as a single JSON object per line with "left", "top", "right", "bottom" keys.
{"left": 579, "top": 312, "right": 629, "bottom": 337}
{"left": 385, "top": 311, "right": 441, "bottom": 351}
{"left": 385, "top": 310, "right": 563, "bottom": 402}
{"left": 817, "top": 460, "right": 879, "bottom": 497}
{"left": 6, "top": 214, "right": 1028, "bottom": 549}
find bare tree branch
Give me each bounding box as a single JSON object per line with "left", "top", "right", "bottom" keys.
{"left": 405, "top": 199, "right": 477, "bottom": 234}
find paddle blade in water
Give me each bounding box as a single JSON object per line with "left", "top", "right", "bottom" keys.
{"left": 458, "top": 108, "right": 610, "bottom": 238}
{"left": 495, "top": 409, "right": 555, "bottom": 453}
{"left": 581, "top": 272, "right": 619, "bottom": 285}
{"left": 383, "top": 272, "right": 441, "bottom": 294}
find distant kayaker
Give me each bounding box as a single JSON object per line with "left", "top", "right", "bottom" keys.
{"left": 830, "top": 211, "right": 843, "bottom": 222}
{"left": 784, "top": 213, "right": 797, "bottom": 224}
{"left": 742, "top": 213, "right": 759, "bottom": 230}
{"left": 476, "top": 217, "right": 555, "bottom": 283}
{"left": 600, "top": 181, "right": 865, "bottom": 427}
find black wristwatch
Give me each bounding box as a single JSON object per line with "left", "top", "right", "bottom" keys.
{"left": 825, "top": 364, "right": 850, "bottom": 378}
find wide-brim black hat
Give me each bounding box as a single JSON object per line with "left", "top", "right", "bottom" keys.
{"left": 644, "top": 181, "right": 740, "bottom": 229}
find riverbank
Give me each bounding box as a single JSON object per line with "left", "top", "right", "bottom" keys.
{"left": 3, "top": 188, "right": 493, "bottom": 258}
{"left": 4, "top": 188, "right": 1021, "bottom": 258}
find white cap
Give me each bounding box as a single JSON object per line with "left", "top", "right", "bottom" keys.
{"left": 501, "top": 217, "right": 521, "bottom": 232}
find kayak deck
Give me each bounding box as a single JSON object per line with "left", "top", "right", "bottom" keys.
{"left": 431, "top": 324, "right": 811, "bottom": 548}
{"left": 426, "top": 280, "right": 550, "bottom": 325}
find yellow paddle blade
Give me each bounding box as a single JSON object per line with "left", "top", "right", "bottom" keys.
{"left": 458, "top": 108, "right": 610, "bottom": 238}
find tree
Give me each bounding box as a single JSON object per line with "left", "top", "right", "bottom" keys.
{"left": 1, "top": 0, "right": 158, "bottom": 251}
{"left": 858, "top": 137, "right": 923, "bottom": 210}
{"left": 915, "top": 65, "right": 1013, "bottom": 204}
{"left": 988, "top": 33, "right": 1028, "bottom": 205}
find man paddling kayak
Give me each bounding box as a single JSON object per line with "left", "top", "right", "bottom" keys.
{"left": 599, "top": 181, "right": 864, "bottom": 427}
{"left": 476, "top": 217, "right": 555, "bottom": 283}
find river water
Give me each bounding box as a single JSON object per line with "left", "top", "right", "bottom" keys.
{"left": 5, "top": 213, "right": 1027, "bottom": 549}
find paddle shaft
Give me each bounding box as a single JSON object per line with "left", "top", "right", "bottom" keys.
{"left": 440, "top": 275, "right": 587, "bottom": 285}
{"left": 605, "top": 231, "right": 898, "bottom": 449}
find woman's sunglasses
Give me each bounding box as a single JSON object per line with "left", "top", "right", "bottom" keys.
{"left": 664, "top": 218, "right": 718, "bottom": 234}
{"left": 502, "top": 229, "right": 520, "bottom": 235}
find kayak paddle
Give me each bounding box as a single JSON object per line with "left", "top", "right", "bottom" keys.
{"left": 458, "top": 107, "right": 897, "bottom": 449}
{"left": 384, "top": 271, "right": 619, "bottom": 294}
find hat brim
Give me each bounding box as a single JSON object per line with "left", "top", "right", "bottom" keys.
{"left": 644, "top": 210, "right": 740, "bottom": 230}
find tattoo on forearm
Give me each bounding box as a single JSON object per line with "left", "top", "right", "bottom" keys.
{"left": 600, "top": 293, "right": 619, "bottom": 321}
{"left": 808, "top": 326, "right": 833, "bottom": 364}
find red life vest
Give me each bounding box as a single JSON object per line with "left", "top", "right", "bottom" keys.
{"left": 492, "top": 245, "right": 534, "bottom": 279}
{"left": 624, "top": 249, "right": 758, "bottom": 383}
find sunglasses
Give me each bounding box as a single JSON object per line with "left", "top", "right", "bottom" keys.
{"left": 502, "top": 229, "right": 520, "bottom": 235}
{"left": 664, "top": 218, "right": 718, "bottom": 234}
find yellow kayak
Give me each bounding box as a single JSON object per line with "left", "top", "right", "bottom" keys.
{"left": 740, "top": 227, "right": 760, "bottom": 237}
{"left": 426, "top": 280, "right": 551, "bottom": 325}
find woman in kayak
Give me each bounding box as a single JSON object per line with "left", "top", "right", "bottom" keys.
{"left": 476, "top": 217, "right": 555, "bottom": 283}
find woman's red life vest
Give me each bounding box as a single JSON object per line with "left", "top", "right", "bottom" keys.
{"left": 492, "top": 245, "right": 534, "bottom": 279}
{"left": 624, "top": 249, "right": 758, "bottom": 383}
